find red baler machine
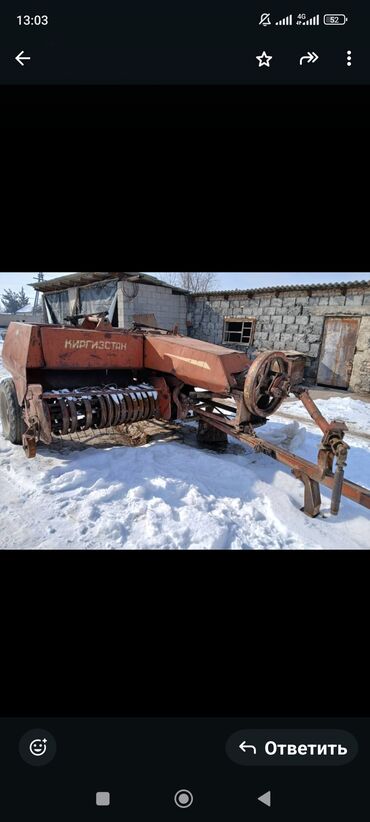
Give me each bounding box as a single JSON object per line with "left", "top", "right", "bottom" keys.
{"left": 1, "top": 317, "right": 369, "bottom": 518}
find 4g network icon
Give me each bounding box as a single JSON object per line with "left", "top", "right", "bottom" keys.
{"left": 258, "top": 12, "right": 349, "bottom": 26}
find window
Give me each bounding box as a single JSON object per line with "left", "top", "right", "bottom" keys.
{"left": 223, "top": 317, "right": 255, "bottom": 346}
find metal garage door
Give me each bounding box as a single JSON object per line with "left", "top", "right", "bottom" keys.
{"left": 317, "top": 317, "right": 360, "bottom": 388}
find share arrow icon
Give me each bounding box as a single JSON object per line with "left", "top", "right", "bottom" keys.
{"left": 299, "top": 51, "right": 319, "bottom": 65}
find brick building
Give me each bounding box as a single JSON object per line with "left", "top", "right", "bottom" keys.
{"left": 33, "top": 272, "right": 188, "bottom": 334}
{"left": 188, "top": 280, "right": 370, "bottom": 394}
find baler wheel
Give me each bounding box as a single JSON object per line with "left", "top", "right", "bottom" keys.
{"left": 243, "top": 351, "right": 291, "bottom": 418}
{"left": 0, "top": 378, "right": 25, "bottom": 444}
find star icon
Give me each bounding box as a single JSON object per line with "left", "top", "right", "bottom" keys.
{"left": 256, "top": 50, "right": 273, "bottom": 67}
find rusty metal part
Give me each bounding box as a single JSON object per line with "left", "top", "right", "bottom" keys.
{"left": 284, "top": 351, "right": 306, "bottom": 387}
{"left": 316, "top": 434, "right": 348, "bottom": 483}
{"left": 96, "top": 394, "right": 107, "bottom": 428}
{"left": 194, "top": 408, "right": 370, "bottom": 515}
{"left": 243, "top": 351, "right": 291, "bottom": 418}
{"left": 192, "top": 392, "right": 274, "bottom": 433}
{"left": 292, "top": 470, "right": 322, "bottom": 518}
{"left": 232, "top": 389, "right": 255, "bottom": 428}
{"left": 27, "top": 395, "right": 51, "bottom": 445}
{"left": 129, "top": 390, "right": 140, "bottom": 423}
{"left": 293, "top": 389, "right": 351, "bottom": 512}
{"left": 19, "top": 384, "right": 161, "bottom": 457}
{"left": 2, "top": 322, "right": 144, "bottom": 392}
{"left": 172, "top": 384, "right": 189, "bottom": 420}
{"left": 331, "top": 465, "right": 345, "bottom": 515}
{"left": 22, "top": 385, "right": 42, "bottom": 456}
{"left": 116, "top": 391, "right": 126, "bottom": 424}
{"left": 318, "top": 447, "right": 334, "bottom": 478}
{"left": 294, "top": 388, "right": 348, "bottom": 436}
{"left": 141, "top": 391, "right": 150, "bottom": 419}
{"left": 149, "top": 376, "right": 171, "bottom": 420}
{"left": 330, "top": 442, "right": 348, "bottom": 515}
{"left": 108, "top": 395, "right": 118, "bottom": 427}
{"left": 148, "top": 393, "right": 157, "bottom": 420}
{"left": 58, "top": 399, "right": 70, "bottom": 435}
{"left": 22, "top": 433, "right": 36, "bottom": 458}
{"left": 23, "top": 384, "right": 53, "bottom": 444}
{"left": 123, "top": 392, "right": 134, "bottom": 424}
{"left": 144, "top": 333, "right": 249, "bottom": 394}
{"left": 189, "top": 391, "right": 214, "bottom": 400}
{"left": 66, "top": 398, "right": 78, "bottom": 433}
{"left": 82, "top": 398, "right": 93, "bottom": 430}
{"left": 135, "top": 390, "right": 146, "bottom": 421}
{"left": 41, "top": 385, "right": 160, "bottom": 438}
{"left": 104, "top": 393, "right": 114, "bottom": 427}
{"left": 35, "top": 399, "right": 52, "bottom": 443}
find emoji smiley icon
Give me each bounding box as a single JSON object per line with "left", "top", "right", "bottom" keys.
{"left": 29, "top": 738, "right": 47, "bottom": 757}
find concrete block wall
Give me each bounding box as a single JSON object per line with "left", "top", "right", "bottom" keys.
{"left": 120, "top": 283, "right": 188, "bottom": 334}
{"left": 188, "top": 286, "right": 370, "bottom": 390}
{"left": 350, "top": 316, "right": 370, "bottom": 393}
{"left": 0, "top": 311, "right": 38, "bottom": 328}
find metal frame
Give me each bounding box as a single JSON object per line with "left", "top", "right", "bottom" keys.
{"left": 193, "top": 407, "right": 370, "bottom": 517}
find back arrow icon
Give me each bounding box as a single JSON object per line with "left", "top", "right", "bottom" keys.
{"left": 239, "top": 741, "right": 257, "bottom": 754}
{"left": 299, "top": 51, "right": 319, "bottom": 65}
{"left": 15, "top": 51, "right": 31, "bottom": 66}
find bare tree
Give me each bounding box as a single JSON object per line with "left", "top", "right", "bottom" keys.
{"left": 163, "top": 272, "right": 218, "bottom": 293}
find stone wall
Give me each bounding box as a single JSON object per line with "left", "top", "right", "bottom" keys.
{"left": 188, "top": 286, "right": 370, "bottom": 390}
{"left": 350, "top": 316, "right": 370, "bottom": 393}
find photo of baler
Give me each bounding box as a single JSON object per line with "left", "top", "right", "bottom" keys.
{"left": 1, "top": 315, "right": 370, "bottom": 519}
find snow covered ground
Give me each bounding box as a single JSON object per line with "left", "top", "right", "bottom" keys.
{"left": 278, "top": 395, "right": 370, "bottom": 436}
{"left": 0, "top": 343, "right": 369, "bottom": 550}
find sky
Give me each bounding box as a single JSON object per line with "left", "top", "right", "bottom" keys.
{"left": 157, "top": 272, "right": 370, "bottom": 291}
{"left": 0, "top": 272, "right": 368, "bottom": 305}
{"left": 0, "top": 273, "right": 73, "bottom": 304}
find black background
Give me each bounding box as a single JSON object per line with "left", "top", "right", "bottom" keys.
{"left": 1, "top": 84, "right": 369, "bottom": 128}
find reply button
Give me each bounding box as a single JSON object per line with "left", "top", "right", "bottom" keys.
{"left": 225, "top": 729, "right": 358, "bottom": 766}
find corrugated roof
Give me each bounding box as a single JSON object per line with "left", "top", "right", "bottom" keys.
{"left": 193, "top": 280, "right": 370, "bottom": 297}
{"left": 30, "top": 272, "right": 189, "bottom": 294}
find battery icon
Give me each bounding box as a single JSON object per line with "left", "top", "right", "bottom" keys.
{"left": 323, "top": 14, "right": 348, "bottom": 25}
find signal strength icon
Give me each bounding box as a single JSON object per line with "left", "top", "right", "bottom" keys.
{"left": 275, "top": 14, "right": 293, "bottom": 25}
{"left": 301, "top": 14, "right": 320, "bottom": 25}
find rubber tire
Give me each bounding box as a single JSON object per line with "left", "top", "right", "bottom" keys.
{"left": 0, "top": 378, "right": 25, "bottom": 444}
